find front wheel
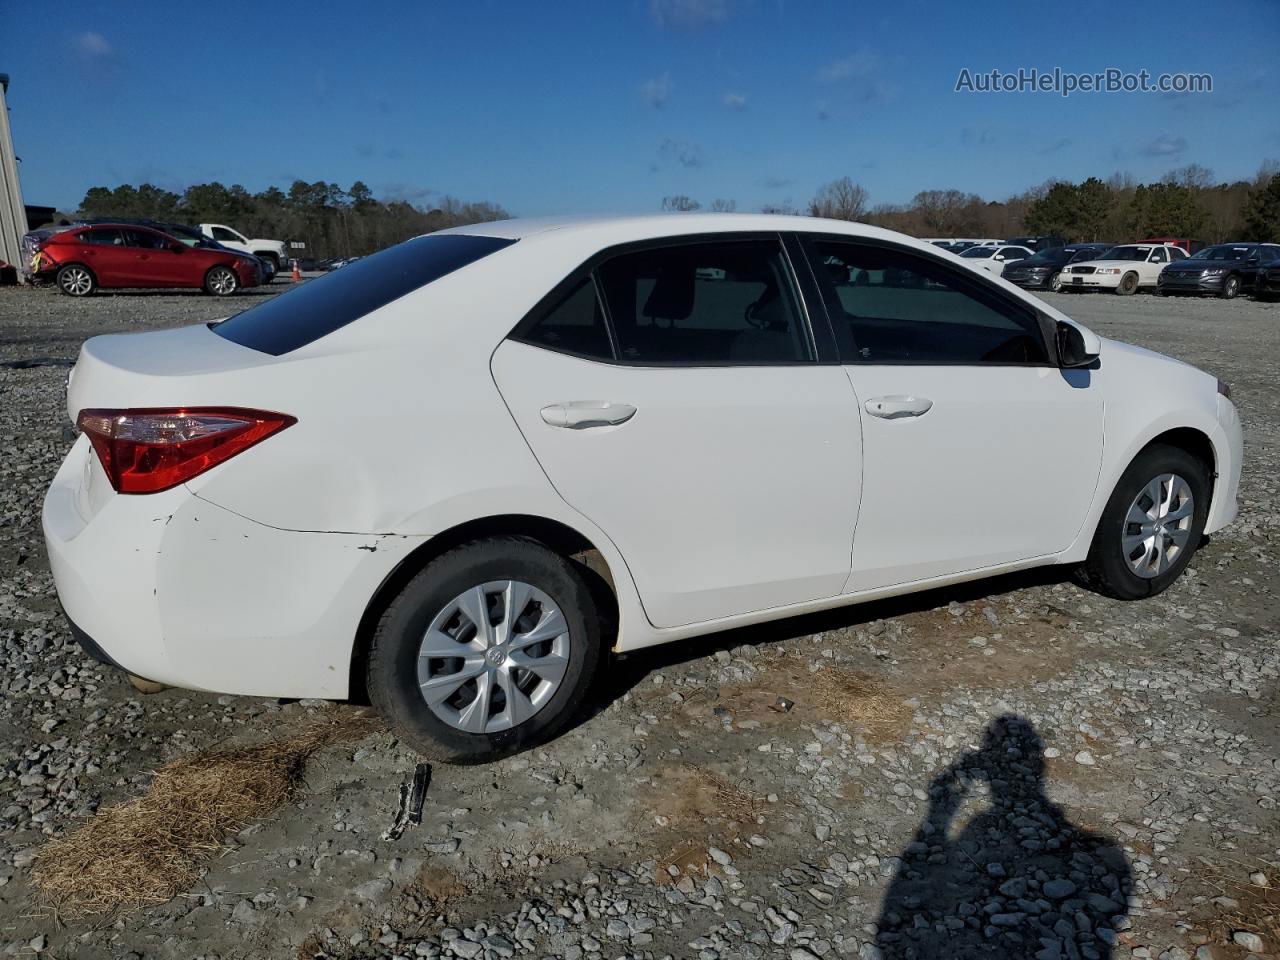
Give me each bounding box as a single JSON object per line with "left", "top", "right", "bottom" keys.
{"left": 1080, "top": 444, "right": 1209, "bottom": 600}
{"left": 367, "top": 538, "right": 603, "bottom": 761}
{"left": 1116, "top": 272, "right": 1139, "bottom": 296}
{"left": 204, "top": 265, "right": 239, "bottom": 297}
{"left": 1048, "top": 271, "right": 1063, "bottom": 293}
{"left": 1219, "top": 275, "right": 1240, "bottom": 299}
{"left": 55, "top": 264, "right": 96, "bottom": 297}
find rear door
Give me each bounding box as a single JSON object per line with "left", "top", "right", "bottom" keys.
{"left": 75, "top": 228, "right": 135, "bottom": 285}
{"left": 802, "top": 235, "right": 1104, "bottom": 593}
{"left": 491, "top": 234, "right": 862, "bottom": 629}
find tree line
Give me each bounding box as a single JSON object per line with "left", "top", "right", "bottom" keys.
{"left": 665, "top": 162, "right": 1280, "bottom": 244}
{"left": 74, "top": 180, "right": 509, "bottom": 259}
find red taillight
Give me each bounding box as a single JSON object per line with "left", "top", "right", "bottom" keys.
{"left": 76, "top": 407, "right": 296, "bottom": 494}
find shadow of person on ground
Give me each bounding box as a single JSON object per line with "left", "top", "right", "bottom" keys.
{"left": 874, "top": 715, "right": 1132, "bottom": 959}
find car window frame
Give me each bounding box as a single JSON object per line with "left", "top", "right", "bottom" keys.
{"left": 509, "top": 231, "right": 834, "bottom": 367}
{"left": 795, "top": 232, "right": 1058, "bottom": 369}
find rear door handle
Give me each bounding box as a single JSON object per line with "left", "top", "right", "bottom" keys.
{"left": 865, "top": 395, "right": 933, "bottom": 419}
{"left": 540, "top": 401, "right": 637, "bottom": 429}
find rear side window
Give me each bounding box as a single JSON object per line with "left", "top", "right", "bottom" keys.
{"left": 595, "top": 240, "right": 812, "bottom": 364}
{"left": 520, "top": 277, "right": 613, "bottom": 361}
{"left": 214, "top": 234, "right": 516, "bottom": 355}
{"left": 79, "top": 228, "right": 124, "bottom": 246}
{"left": 123, "top": 229, "right": 167, "bottom": 249}
{"left": 809, "top": 239, "right": 1049, "bottom": 365}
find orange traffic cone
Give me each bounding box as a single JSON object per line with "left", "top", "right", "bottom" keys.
{"left": 291, "top": 260, "right": 302, "bottom": 282}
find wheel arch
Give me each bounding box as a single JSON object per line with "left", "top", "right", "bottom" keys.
{"left": 348, "top": 513, "right": 621, "bottom": 701}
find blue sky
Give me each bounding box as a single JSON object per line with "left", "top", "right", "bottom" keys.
{"left": 4, "top": 0, "right": 1278, "bottom": 216}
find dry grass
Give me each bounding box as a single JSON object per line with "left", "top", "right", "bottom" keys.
{"left": 32, "top": 710, "right": 382, "bottom": 917}
{"left": 761, "top": 654, "right": 912, "bottom": 740}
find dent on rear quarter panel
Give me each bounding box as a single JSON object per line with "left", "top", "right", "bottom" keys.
{"left": 154, "top": 496, "right": 426, "bottom": 699}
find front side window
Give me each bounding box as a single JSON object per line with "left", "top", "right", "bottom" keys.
{"left": 1150, "top": 248, "right": 1167, "bottom": 263}
{"left": 211, "top": 227, "right": 243, "bottom": 243}
{"left": 595, "top": 239, "right": 812, "bottom": 364}
{"left": 123, "top": 229, "right": 167, "bottom": 250}
{"left": 808, "top": 239, "right": 1049, "bottom": 365}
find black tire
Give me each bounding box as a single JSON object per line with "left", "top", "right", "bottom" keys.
{"left": 1116, "top": 272, "right": 1139, "bottom": 296}
{"left": 257, "top": 252, "right": 280, "bottom": 272}
{"left": 1219, "top": 274, "right": 1240, "bottom": 299}
{"left": 366, "top": 538, "right": 604, "bottom": 762}
{"left": 204, "top": 265, "right": 239, "bottom": 297}
{"left": 55, "top": 263, "right": 96, "bottom": 297}
{"left": 1048, "top": 271, "right": 1062, "bottom": 293}
{"left": 1080, "top": 443, "right": 1210, "bottom": 600}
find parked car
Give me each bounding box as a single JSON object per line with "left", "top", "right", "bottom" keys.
{"left": 31, "top": 223, "right": 262, "bottom": 296}
{"left": 1005, "top": 236, "right": 1066, "bottom": 252}
{"left": 43, "top": 214, "right": 1242, "bottom": 760}
{"left": 198, "top": 223, "right": 289, "bottom": 271}
{"left": 1255, "top": 260, "right": 1280, "bottom": 300}
{"left": 1157, "top": 242, "right": 1280, "bottom": 298}
{"left": 68, "top": 217, "right": 276, "bottom": 284}
{"left": 1002, "top": 243, "right": 1115, "bottom": 292}
{"left": 1059, "top": 243, "right": 1187, "bottom": 294}
{"left": 957, "top": 243, "right": 1034, "bottom": 276}
{"left": 1142, "top": 237, "right": 1205, "bottom": 256}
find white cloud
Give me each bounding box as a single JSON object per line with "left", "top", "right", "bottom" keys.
{"left": 1142, "top": 134, "right": 1188, "bottom": 158}
{"left": 649, "top": 0, "right": 728, "bottom": 29}
{"left": 73, "top": 32, "right": 112, "bottom": 57}
{"left": 640, "top": 72, "right": 674, "bottom": 109}
{"left": 722, "top": 92, "right": 747, "bottom": 110}
{"left": 817, "top": 50, "right": 878, "bottom": 84}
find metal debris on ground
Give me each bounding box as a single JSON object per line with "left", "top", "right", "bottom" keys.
{"left": 382, "top": 763, "right": 432, "bottom": 841}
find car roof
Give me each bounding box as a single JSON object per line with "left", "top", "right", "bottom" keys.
{"left": 437, "top": 212, "right": 917, "bottom": 245}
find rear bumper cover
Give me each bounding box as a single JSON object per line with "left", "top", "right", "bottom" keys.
{"left": 43, "top": 438, "right": 427, "bottom": 699}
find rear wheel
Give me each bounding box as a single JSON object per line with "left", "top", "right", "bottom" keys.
{"left": 1048, "top": 271, "right": 1063, "bottom": 292}
{"left": 1080, "top": 444, "right": 1209, "bottom": 600}
{"left": 1219, "top": 274, "right": 1240, "bottom": 299}
{"left": 367, "top": 538, "right": 603, "bottom": 761}
{"left": 1116, "top": 272, "right": 1139, "bottom": 296}
{"left": 55, "top": 264, "right": 95, "bottom": 297}
{"left": 204, "top": 265, "right": 239, "bottom": 297}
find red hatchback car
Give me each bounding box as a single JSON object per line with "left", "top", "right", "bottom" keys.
{"left": 33, "top": 223, "right": 262, "bottom": 297}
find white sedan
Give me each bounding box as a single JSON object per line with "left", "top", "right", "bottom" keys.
{"left": 957, "top": 244, "right": 1034, "bottom": 276}
{"left": 44, "top": 214, "right": 1243, "bottom": 761}
{"left": 1060, "top": 243, "right": 1188, "bottom": 294}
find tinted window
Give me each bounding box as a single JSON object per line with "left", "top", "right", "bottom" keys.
{"left": 123, "top": 229, "right": 167, "bottom": 249}
{"left": 211, "top": 227, "right": 242, "bottom": 242}
{"left": 521, "top": 277, "right": 613, "bottom": 360}
{"left": 79, "top": 228, "right": 124, "bottom": 246}
{"left": 809, "top": 240, "right": 1049, "bottom": 365}
{"left": 1150, "top": 248, "right": 1167, "bottom": 263}
{"left": 214, "top": 234, "right": 516, "bottom": 355}
{"left": 595, "top": 240, "right": 812, "bottom": 364}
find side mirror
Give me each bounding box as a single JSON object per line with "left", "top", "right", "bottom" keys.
{"left": 1057, "top": 320, "right": 1098, "bottom": 368}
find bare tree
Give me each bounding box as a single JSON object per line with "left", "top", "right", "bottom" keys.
{"left": 661, "top": 195, "right": 701, "bottom": 212}
{"left": 808, "top": 177, "right": 869, "bottom": 221}
{"left": 708, "top": 198, "right": 737, "bottom": 212}
{"left": 760, "top": 202, "right": 798, "bottom": 215}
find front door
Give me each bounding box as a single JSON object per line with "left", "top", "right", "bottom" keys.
{"left": 802, "top": 235, "right": 1104, "bottom": 593}
{"left": 491, "top": 236, "right": 862, "bottom": 629}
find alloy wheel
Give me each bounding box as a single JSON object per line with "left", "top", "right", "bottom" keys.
{"left": 416, "top": 580, "right": 570, "bottom": 734}
{"left": 60, "top": 267, "right": 92, "bottom": 296}
{"left": 208, "top": 267, "right": 237, "bottom": 295}
{"left": 1122, "top": 473, "right": 1194, "bottom": 578}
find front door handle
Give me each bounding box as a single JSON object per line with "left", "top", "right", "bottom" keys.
{"left": 865, "top": 395, "right": 933, "bottom": 419}
{"left": 540, "top": 401, "right": 637, "bottom": 429}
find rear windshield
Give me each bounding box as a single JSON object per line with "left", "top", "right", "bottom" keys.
{"left": 213, "top": 234, "right": 515, "bottom": 355}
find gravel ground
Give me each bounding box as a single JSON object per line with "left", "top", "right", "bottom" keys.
{"left": 0, "top": 282, "right": 1276, "bottom": 960}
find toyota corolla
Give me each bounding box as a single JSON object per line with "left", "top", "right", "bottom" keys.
{"left": 43, "top": 214, "right": 1243, "bottom": 760}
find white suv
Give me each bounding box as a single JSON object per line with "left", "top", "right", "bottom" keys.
{"left": 44, "top": 214, "right": 1242, "bottom": 760}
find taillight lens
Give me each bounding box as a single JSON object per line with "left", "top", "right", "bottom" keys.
{"left": 76, "top": 407, "right": 296, "bottom": 494}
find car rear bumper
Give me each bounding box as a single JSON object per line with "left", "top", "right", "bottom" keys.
{"left": 43, "top": 436, "right": 426, "bottom": 699}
